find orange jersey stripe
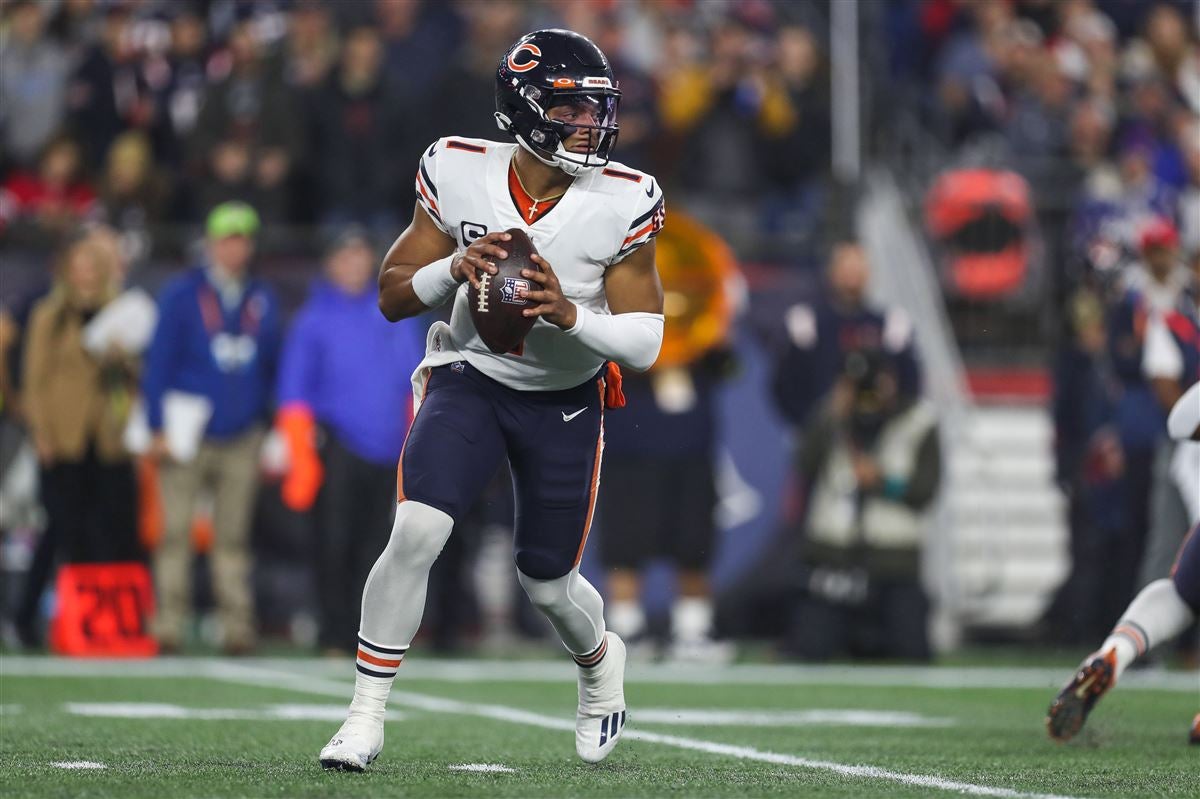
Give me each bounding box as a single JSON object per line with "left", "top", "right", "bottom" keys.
{"left": 416, "top": 170, "right": 441, "bottom": 216}
{"left": 357, "top": 649, "right": 402, "bottom": 668}
{"left": 573, "top": 380, "right": 606, "bottom": 567}
{"left": 396, "top": 374, "right": 434, "bottom": 502}
{"left": 622, "top": 221, "right": 654, "bottom": 246}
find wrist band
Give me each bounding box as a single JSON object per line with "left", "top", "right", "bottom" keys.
{"left": 410, "top": 254, "right": 459, "bottom": 308}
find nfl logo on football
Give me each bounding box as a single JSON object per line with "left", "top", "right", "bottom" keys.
{"left": 500, "top": 277, "right": 531, "bottom": 305}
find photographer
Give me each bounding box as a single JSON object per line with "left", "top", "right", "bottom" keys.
{"left": 788, "top": 349, "right": 941, "bottom": 662}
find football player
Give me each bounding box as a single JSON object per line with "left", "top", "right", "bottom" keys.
{"left": 319, "top": 29, "right": 665, "bottom": 771}
{"left": 1047, "top": 380, "right": 1200, "bottom": 744}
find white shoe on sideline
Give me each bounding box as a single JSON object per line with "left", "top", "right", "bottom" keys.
{"left": 319, "top": 713, "right": 384, "bottom": 771}
{"left": 575, "top": 631, "right": 627, "bottom": 763}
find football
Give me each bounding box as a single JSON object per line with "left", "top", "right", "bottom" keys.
{"left": 468, "top": 228, "right": 543, "bottom": 354}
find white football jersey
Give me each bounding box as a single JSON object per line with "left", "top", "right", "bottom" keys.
{"left": 413, "top": 136, "right": 665, "bottom": 391}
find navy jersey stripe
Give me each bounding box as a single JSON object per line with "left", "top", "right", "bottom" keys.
{"left": 355, "top": 664, "right": 396, "bottom": 679}
{"left": 358, "top": 636, "right": 409, "bottom": 655}
{"left": 602, "top": 168, "right": 642, "bottom": 183}
{"left": 627, "top": 197, "right": 664, "bottom": 231}
{"left": 447, "top": 140, "right": 487, "bottom": 154}
{"left": 419, "top": 160, "right": 438, "bottom": 199}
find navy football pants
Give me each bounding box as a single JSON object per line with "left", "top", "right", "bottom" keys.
{"left": 397, "top": 362, "right": 605, "bottom": 580}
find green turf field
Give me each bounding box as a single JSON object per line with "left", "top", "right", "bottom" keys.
{"left": 0, "top": 655, "right": 1196, "bottom": 798}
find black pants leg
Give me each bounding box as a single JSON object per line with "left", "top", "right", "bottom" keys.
{"left": 314, "top": 436, "right": 397, "bottom": 652}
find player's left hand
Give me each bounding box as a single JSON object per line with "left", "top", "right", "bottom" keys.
{"left": 521, "top": 254, "right": 577, "bottom": 330}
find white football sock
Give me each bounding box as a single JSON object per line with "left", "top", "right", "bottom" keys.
{"left": 607, "top": 600, "right": 646, "bottom": 640}
{"left": 1100, "top": 578, "right": 1196, "bottom": 679}
{"left": 348, "top": 668, "right": 394, "bottom": 723}
{"left": 346, "top": 501, "right": 452, "bottom": 716}
{"left": 518, "top": 567, "right": 606, "bottom": 659}
{"left": 671, "top": 596, "right": 714, "bottom": 642}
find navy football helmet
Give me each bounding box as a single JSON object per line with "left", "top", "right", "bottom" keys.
{"left": 495, "top": 29, "right": 621, "bottom": 176}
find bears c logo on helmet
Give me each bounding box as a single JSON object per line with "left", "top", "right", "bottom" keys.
{"left": 507, "top": 43, "right": 541, "bottom": 73}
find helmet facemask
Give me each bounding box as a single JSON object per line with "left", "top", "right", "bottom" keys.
{"left": 496, "top": 82, "right": 621, "bottom": 176}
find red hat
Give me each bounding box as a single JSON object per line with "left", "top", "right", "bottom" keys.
{"left": 1140, "top": 218, "right": 1179, "bottom": 251}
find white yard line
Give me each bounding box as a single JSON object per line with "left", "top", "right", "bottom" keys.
{"left": 50, "top": 761, "right": 106, "bottom": 770}
{"left": 64, "top": 702, "right": 404, "bottom": 722}
{"left": 205, "top": 663, "right": 1088, "bottom": 799}
{"left": 2, "top": 655, "right": 1196, "bottom": 692}
{"left": 448, "top": 763, "right": 516, "bottom": 773}
{"left": 634, "top": 708, "right": 955, "bottom": 728}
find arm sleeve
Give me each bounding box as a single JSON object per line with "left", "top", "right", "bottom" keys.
{"left": 563, "top": 307, "right": 664, "bottom": 372}
{"left": 141, "top": 287, "right": 181, "bottom": 432}
{"left": 415, "top": 140, "right": 453, "bottom": 238}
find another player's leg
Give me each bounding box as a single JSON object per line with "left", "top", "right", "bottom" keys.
{"left": 1048, "top": 524, "right": 1199, "bottom": 741}
{"left": 320, "top": 364, "right": 505, "bottom": 771}
{"left": 508, "top": 373, "right": 626, "bottom": 762}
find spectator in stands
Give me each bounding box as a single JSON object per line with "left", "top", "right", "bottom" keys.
{"left": 309, "top": 25, "right": 406, "bottom": 239}
{"left": 148, "top": 4, "right": 211, "bottom": 173}
{"left": 275, "top": 228, "right": 425, "bottom": 654}
{"left": 66, "top": 3, "right": 152, "bottom": 169}
{"left": 1137, "top": 3, "right": 1200, "bottom": 116}
{"left": 1072, "top": 128, "right": 1177, "bottom": 270}
{"left": 585, "top": 11, "right": 661, "bottom": 173}
{"left": 0, "top": 0, "right": 70, "bottom": 171}
{"left": 1005, "top": 50, "right": 1073, "bottom": 167}
{"left": 373, "top": 0, "right": 463, "bottom": 106}
{"left": 425, "top": 1, "right": 522, "bottom": 142}
{"left": 932, "top": 0, "right": 1012, "bottom": 145}
{"left": 16, "top": 230, "right": 140, "bottom": 646}
{"left": 0, "top": 134, "right": 96, "bottom": 239}
{"left": 98, "top": 130, "right": 168, "bottom": 245}
{"left": 789, "top": 348, "right": 941, "bottom": 661}
{"left": 658, "top": 15, "right": 799, "bottom": 205}
{"left": 142, "top": 202, "right": 281, "bottom": 654}
{"left": 772, "top": 242, "right": 920, "bottom": 431}
{"left": 278, "top": 0, "right": 339, "bottom": 94}
{"left": 1178, "top": 119, "right": 1200, "bottom": 256}
{"left": 1056, "top": 6, "right": 1119, "bottom": 101}
{"left": 189, "top": 18, "right": 304, "bottom": 225}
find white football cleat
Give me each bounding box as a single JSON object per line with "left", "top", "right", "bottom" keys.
{"left": 319, "top": 713, "right": 384, "bottom": 772}
{"left": 575, "top": 631, "right": 627, "bottom": 763}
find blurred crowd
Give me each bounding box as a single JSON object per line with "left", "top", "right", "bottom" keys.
{"left": 887, "top": 0, "right": 1198, "bottom": 353}
{"left": 2, "top": 0, "right": 1196, "bottom": 661}
{"left": 0, "top": 0, "right": 831, "bottom": 257}
{"left": 892, "top": 0, "right": 1200, "bottom": 649}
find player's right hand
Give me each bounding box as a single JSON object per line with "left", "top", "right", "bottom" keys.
{"left": 451, "top": 231, "right": 512, "bottom": 291}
